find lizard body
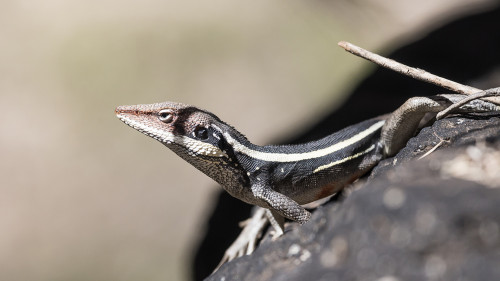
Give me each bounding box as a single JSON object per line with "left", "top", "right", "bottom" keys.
{"left": 116, "top": 93, "right": 499, "bottom": 269}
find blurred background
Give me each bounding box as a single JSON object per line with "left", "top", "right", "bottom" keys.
{"left": 1, "top": 0, "right": 498, "bottom": 280}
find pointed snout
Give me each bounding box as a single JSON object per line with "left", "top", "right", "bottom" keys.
{"left": 115, "top": 105, "right": 137, "bottom": 116}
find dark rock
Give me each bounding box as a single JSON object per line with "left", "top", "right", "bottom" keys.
{"left": 206, "top": 115, "right": 500, "bottom": 281}
{"left": 193, "top": 6, "right": 500, "bottom": 279}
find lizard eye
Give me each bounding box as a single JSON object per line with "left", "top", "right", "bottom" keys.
{"left": 158, "top": 109, "right": 174, "bottom": 123}
{"left": 194, "top": 127, "right": 209, "bottom": 140}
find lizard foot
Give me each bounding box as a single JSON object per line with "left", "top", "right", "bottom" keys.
{"left": 214, "top": 207, "right": 268, "bottom": 272}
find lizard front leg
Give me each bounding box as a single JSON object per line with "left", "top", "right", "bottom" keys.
{"left": 216, "top": 183, "right": 311, "bottom": 270}
{"left": 251, "top": 182, "right": 311, "bottom": 241}
{"left": 251, "top": 182, "right": 311, "bottom": 224}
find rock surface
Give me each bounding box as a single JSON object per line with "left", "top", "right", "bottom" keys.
{"left": 206, "top": 115, "right": 500, "bottom": 281}
{"left": 194, "top": 6, "right": 500, "bottom": 279}
{"left": 193, "top": 8, "right": 500, "bottom": 279}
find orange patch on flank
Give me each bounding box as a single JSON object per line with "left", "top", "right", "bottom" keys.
{"left": 315, "top": 182, "right": 339, "bottom": 200}
{"left": 314, "top": 173, "right": 362, "bottom": 201}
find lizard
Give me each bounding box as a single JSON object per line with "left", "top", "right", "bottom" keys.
{"left": 115, "top": 90, "right": 500, "bottom": 270}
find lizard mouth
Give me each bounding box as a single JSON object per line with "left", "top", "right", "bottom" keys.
{"left": 115, "top": 109, "right": 175, "bottom": 144}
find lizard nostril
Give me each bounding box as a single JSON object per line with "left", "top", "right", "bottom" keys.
{"left": 115, "top": 105, "right": 138, "bottom": 116}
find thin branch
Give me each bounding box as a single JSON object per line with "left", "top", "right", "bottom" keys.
{"left": 338, "top": 41, "right": 500, "bottom": 105}
{"left": 418, "top": 138, "right": 447, "bottom": 160}
{"left": 435, "top": 87, "right": 500, "bottom": 120}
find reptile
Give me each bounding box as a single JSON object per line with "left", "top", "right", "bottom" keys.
{"left": 115, "top": 91, "right": 499, "bottom": 270}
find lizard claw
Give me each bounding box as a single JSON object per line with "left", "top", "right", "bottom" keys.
{"left": 213, "top": 207, "right": 268, "bottom": 272}
{"left": 269, "top": 227, "right": 284, "bottom": 241}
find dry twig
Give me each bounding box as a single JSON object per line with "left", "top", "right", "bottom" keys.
{"left": 436, "top": 87, "right": 500, "bottom": 119}
{"left": 338, "top": 41, "right": 500, "bottom": 105}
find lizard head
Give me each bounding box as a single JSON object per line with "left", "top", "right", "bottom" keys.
{"left": 115, "top": 101, "right": 250, "bottom": 188}
{"left": 115, "top": 101, "right": 233, "bottom": 157}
